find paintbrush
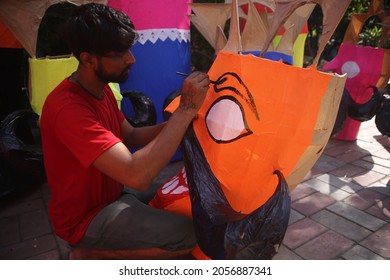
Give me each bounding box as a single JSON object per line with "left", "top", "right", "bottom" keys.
{"left": 176, "top": 72, "right": 216, "bottom": 84}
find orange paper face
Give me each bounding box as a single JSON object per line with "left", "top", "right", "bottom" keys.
{"left": 192, "top": 51, "right": 332, "bottom": 214}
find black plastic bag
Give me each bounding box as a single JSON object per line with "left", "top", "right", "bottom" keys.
{"left": 0, "top": 110, "right": 45, "bottom": 199}
{"left": 181, "top": 124, "right": 291, "bottom": 259}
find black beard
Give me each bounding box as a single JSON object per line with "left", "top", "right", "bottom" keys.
{"left": 95, "top": 67, "right": 130, "bottom": 84}
{"left": 181, "top": 123, "right": 291, "bottom": 260}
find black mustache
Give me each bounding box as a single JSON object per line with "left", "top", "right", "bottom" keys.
{"left": 181, "top": 124, "right": 290, "bottom": 260}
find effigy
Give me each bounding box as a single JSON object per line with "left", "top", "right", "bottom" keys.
{"left": 151, "top": 0, "right": 350, "bottom": 259}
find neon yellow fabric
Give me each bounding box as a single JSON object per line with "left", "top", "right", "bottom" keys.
{"left": 29, "top": 56, "right": 122, "bottom": 116}
{"left": 273, "top": 33, "right": 308, "bottom": 67}
{"left": 108, "top": 82, "right": 123, "bottom": 108}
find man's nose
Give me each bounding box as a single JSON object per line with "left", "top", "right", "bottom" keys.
{"left": 125, "top": 50, "right": 136, "bottom": 65}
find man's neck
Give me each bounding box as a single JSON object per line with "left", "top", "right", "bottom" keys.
{"left": 70, "top": 71, "right": 106, "bottom": 100}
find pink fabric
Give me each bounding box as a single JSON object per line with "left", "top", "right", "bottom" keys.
{"left": 107, "top": 0, "right": 192, "bottom": 30}
{"left": 323, "top": 43, "right": 385, "bottom": 141}
{"left": 323, "top": 43, "right": 384, "bottom": 103}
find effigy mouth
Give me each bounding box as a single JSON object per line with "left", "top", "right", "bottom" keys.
{"left": 181, "top": 124, "right": 291, "bottom": 260}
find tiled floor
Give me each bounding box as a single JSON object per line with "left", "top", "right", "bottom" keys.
{"left": 0, "top": 119, "right": 389, "bottom": 260}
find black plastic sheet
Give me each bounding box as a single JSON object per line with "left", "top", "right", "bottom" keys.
{"left": 181, "top": 124, "right": 291, "bottom": 259}
{"left": 375, "top": 84, "right": 390, "bottom": 136}
{"left": 346, "top": 86, "right": 382, "bottom": 122}
{"left": 121, "top": 91, "right": 157, "bottom": 127}
{"left": 0, "top": 109, "right": 45, "bottom": 199}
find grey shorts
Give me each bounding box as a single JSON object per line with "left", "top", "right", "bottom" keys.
{"left": 78, "top": 193, "right": 196, "bottom": 251}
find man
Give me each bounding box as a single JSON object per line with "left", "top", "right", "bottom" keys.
{"left": 40, "top": 3, "right": 210, "bottom": 259}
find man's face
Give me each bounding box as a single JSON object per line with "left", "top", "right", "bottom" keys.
{"left": 95, "top": 49, "right": 135, "bottom": 83}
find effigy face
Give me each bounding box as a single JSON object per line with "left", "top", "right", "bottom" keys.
{"left": 178, "top": 50, "right": 346, "bottom": 259}
{"left": 189, "top": 51, "right": 337, "bottom": 214}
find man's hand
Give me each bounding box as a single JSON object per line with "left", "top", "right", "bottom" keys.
{"left": 179, "top": 71, "right": 210, "bottom": 117}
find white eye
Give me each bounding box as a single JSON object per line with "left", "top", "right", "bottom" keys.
{"left": 206, "top": 97, "right": 251, "bottom": 142}
{"left": 341, "top": 61, "right": 360, "bottom": 79}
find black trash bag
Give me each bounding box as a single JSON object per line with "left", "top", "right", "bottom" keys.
{"left": 346, "top": 86, "right": 382, "bottom": 122}
{"left": 121, "top": 91, "right": 157, "bottom": 127}
{"left": 375, "top": 84, "right": 390, "bottom": 136}
{"left": 224, "top": 170, "right": 290, "bottom": 259}
{"left": 0, "top": 109, "right": 45, "bottom": 198}
{"left": 181, "top": 124, "right": 291, "bottom": 260}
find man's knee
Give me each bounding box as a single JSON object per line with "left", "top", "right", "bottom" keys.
{"left": 163, "top": 215, "right": 196, "bottom": 251}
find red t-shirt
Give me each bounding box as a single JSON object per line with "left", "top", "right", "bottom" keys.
{"left": 40, "top": 78, "right": 125, "bottom": 244}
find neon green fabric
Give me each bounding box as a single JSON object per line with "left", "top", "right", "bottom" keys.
{"left": 29, "top": 56, "right": 122, "bottom": 116}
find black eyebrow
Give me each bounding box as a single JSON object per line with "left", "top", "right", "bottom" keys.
{"left": 213, "top": 72, "right": 259, "bottom": 120}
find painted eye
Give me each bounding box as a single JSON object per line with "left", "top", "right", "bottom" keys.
{"left": 205, "top": 96, "right": 252, "bottom": 143}
{"left": 341, "top": 61, "right": 360, "bottom": 79}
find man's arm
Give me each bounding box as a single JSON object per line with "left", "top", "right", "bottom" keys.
{"left": 121, "top": 120, "right": 166, "bottom": 148}
{"left": 92, "top": 71, "right": 209, "bottom": 191}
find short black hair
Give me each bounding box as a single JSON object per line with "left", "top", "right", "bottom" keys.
{"left": 60, "top": 3, "right": 138, "bottom": 60}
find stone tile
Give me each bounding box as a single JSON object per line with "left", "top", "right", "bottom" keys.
{"left": 300, "top": 168, "right": 323, "bottom": 182}
{"left": 366, "top": 181, "right": 390, "bottom": 197}
{"left": 0, "top": 216, "right": 20, "bottom": 247}
{"left": 327, "top": 202, "right": 387, "bottom": 231}
{"left": 316, "top": 173, "right": 363, "bottom": 193}
{"left": 324, "top": 143, "right": 352, "bottom": 157}
{"left": 7, "top": 186, "right": 42, "bottom": 204}
{"left": 292, "top": 192, "right": 335, "bottom": 216}
{"left": 273, "top": 245, "right": 302, "bottom": 260}
{"left": 288, "top": 209, "right": 305, "bottom": 225}
{"left": 343, "top": 189, "right": 386, "bottom": 210}
{"left": 342, "top": 245, "right": 385, "bottom": 260}
{"left": 0, "top": 198, "right": 45, "bottom": 219}
{"left": 27, "top": 249, "right": 60, "bottom": 260}
{"left": 324, "top": 140, "right": 336, "bottom": 149}
{"left": 303, "top": 177, "right": 351, "bottom": 201}
{"left": 371, "top": 148, "right": 390, "bottom": 160}
{"left": 360, "top": 224, "right": 390, "bottom": 259}
{"left": 360, "top": 155, "right": 390, "bottom": 169}
{"left": 375, "top": 135, "right": 390, "bottom": 147}
{"left": 365, "top": 196, "right": 390, "bottom": 222}
{"left": 0, "top": 234, "right": 57, "bottom": 260}
{"left": 355, "top": 140, "right": 385, "bottom": 154}
{"left": 352, "top": 159, "right": 390, "bottom": 175}
{"left": 40, "top": 183, "right": 51, "bottom": 206}
{"left": 19, "top": 209, "right": 52, "bottom": 240}
{"left": 313, "top": 154, "right": 346, "bottom": 173}
{"left": 311, "top": 210, "right": 371, "bottom": 242}
{"left": 283, "top": 218, "right": 327, "bottom": 249}
{"left": 336, "top": 148, "right": 371, "bottom": 163}
{"left": 295, "top": 231, "right": 354, "bottom": 260}
{"left": 290, "top": 183, "right": 317, "bottom": 202}
{"left": 352, "top": 170, "right": 387, "bottom": 187}
{"left": 292, "top": 191, "right": 335, "bottom": 216}
{"left": 329, "top": 164, "right": 366, "bottom": 178}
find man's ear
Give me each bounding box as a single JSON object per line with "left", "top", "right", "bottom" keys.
{"left": 79, "top": 52, "right": 96, "bottom": 67}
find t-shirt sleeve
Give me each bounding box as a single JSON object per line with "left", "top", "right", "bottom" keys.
{"left": 54, "top": 102, "right": 122, "bottom": 168}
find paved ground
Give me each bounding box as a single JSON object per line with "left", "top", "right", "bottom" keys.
{"left": 0, "top": 118, "right": 389, "bottom": 260}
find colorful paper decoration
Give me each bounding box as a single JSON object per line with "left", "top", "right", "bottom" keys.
{"left": 158, "top": 0, "right": 349, "bottom": 259}
{"left": 108, "top": 0, "right": 193, "bottom": 126}
{"left": 323, "top": 0, "right": 390, "bottom": 140}
{"left": 0, "top": 1, "right": 108, "bottom": 57}
{"left": 189, "top": 0, "right": 314, "bottom": 66}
